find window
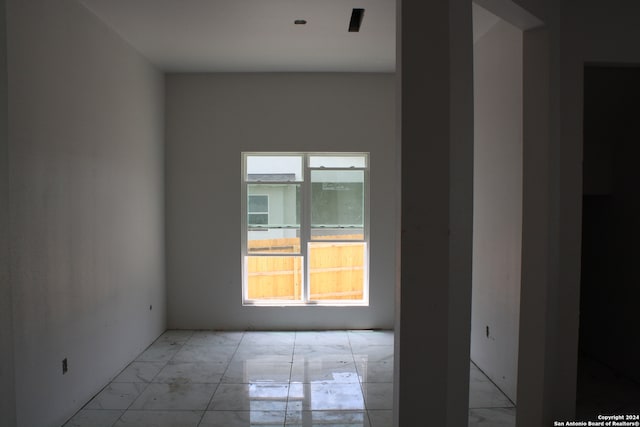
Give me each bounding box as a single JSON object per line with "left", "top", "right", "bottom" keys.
{"left": 242, "top": 153, "right": 369, "bottom": 305}
{"left": 248, "top": 195, "right": 269, "bottom": 227}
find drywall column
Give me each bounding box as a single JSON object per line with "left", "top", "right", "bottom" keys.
{"left": 0, "top": 0, "right": 16, "bottom": 425}
{"left": 395, "top": 0, "right": 473, "bottom": 424}
{"left": 516, "top": 27, "right": 554, "bottom": 426}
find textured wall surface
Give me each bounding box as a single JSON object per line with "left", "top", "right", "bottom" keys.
{"left": 166, "top": 73, "right": 396, "bottom": 330}
{"left": 471, "top": 16, "right": 523, "bottom": 402}
{"left": 0, "top": 0, "right": 16, "bottom": 424}
{"left": 7, "top": 1, "right": 165, "bottom": 425}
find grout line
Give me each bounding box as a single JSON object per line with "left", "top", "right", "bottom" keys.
{"left": 109, "top": 345, "right": 180, "bottom": 425}
{"left": 282, "top": 331, "right": 295, "bottom": 426}
{"left": 470, "top": 360, "right": 517, "bottom": 408}
{"left": 348, "top": 330, "right": 371, "bottom": 416}
{"left": 196, "top": 331, "right": 245, "bottom": 425}
{"left": 111, "top": 332, "right": 191, "bottom": 422}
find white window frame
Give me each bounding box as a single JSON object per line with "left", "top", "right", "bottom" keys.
{"left": 241, "top": 152, "right": 369, "bottom": 306}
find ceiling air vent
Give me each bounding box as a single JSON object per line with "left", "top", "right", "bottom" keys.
{"left": 348, "top": 8, "right": 365, "bottom": 32}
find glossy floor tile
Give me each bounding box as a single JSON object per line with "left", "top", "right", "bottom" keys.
{"left": 112, "top": 361, "right": 165, "bottom": 383}
{"left": 200, "top": 410, "right": 286, "bottom": 427}
{"left": 114, "top": 410, "right": 203, "bottom": 427}
{"left": 129, "top": 382, "right": 217, "bottom": 410}
{"left": 288, "top": 382, "right": 366, "bottom": 411}
{"left": 361, "top": 383, "right": 393, "bottom": 410}
{"left": 468, "top": 379, "right": 514, "bottom": 409}
{"left": 367, "top": 410, "right": 392, "bottom": 427}
{"left": 468, "top": 361, "right": 515, "bottom": 426}
{"left": 65, "top": 330, "right": 516, "bottom": 427}
{"left": 469, "top": 407, "right": 516, "bottom": 426}
{"left": 154, "top": 361, "right": 226, "bottom": 384}
{"left": 285, "top": 410, "right": 370, "bottom": 426}
{"left": 291, "top": 360, "right": 360, "bottom": 383}
{"left": 222, "top": 360, "right": 293, "bottom": 384}
{"left": 208, "top": 383, "right": 289, "bottom": 412}
{"left": 64, "top": 410, "right": 123, "bottom": 427}
{"left": 84, "top": 383, "right": 147, "bottom": 410}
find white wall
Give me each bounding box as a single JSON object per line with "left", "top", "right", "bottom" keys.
{"left": 471, "top": 17, "right": 522, "bottom": 402}
{"left": 166, "top": 73, "right": 396, "bottom": 330}
{"left": 6, "top": 1, "right": 165, "bottom": 425}
{"left": 0, "top": 1, "right": 16, "bottom": 425}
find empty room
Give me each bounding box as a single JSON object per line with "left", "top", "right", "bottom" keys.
{"left": 3, "top": 1, "right": 640, "bottom": 427}
{"left": 4, "top": 1, "right": 400, "bottom": 425}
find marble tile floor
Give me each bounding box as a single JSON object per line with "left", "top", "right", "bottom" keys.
{"left": 64, "top": 330, "right": 514, "bottom": 427}
{"left": 469, "top": 361, "right": 516, "bottom": 426}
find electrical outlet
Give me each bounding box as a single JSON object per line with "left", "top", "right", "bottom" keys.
{"left": 62, "top": 358, "right": 68, "bottom": 374}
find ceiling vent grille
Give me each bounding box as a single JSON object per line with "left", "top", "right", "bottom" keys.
{"left": 348, "top": 8, "right": 365, "bottom": 32}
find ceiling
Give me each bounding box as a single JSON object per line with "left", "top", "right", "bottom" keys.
{"left": 473, "top": 4, "right": 500, "bottom": 43}
{"left": 78, "top": 0, "right": 501, "bottom": 73}
{"left": 79, "top": 0, "right": 396, "bottom": 72}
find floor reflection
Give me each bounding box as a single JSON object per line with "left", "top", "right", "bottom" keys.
{"left": 65, "top": 330, "right": 514, "bottom": 427}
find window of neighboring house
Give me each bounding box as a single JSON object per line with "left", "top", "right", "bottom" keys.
{"left": 242, "top": 153, "right": 369, "bottom": 305}
{"left": 248, "top": 195, "right": 269, "bottom": 228}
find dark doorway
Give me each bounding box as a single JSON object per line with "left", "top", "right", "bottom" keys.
{"left": 578, "top": 66, "right": 640, "bottom": 417}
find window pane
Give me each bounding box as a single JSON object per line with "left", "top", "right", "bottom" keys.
{"left": 246, "top": 155, "right": 303, "bottom": 182}
{"left": 309, "top": 155, "right": 367, "bottom": 168}
{"left": 311, "top": 229, "right": 364, "bottom": 240}
{"left": 246, "top": 256, "right": 303, "bottom": 300}
{"left": 248, "top": 195, "right": 268, "bottom": 213}
{"left": 248, "top": 228, "right": 300, "bottom": 254}
{"left": 308, "top": 242, "right": 365, "bottom": 300}
{"left": 243, "top": 152, "right": 369, "bottom": 306}
{"left": 248, "top": 184, "right": 300, "bottom": 228}
{"left": 248, "top": 213, "right": 268, "bottom": 226}
{"left": 311, "top": 170, "right": 364, "bottom": 239}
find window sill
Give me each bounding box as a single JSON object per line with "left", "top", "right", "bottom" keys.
{"left": 242, "top": 301, "right": 369, "bottom": 308}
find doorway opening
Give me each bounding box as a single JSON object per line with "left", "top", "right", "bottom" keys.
{"left": 578, "top": 65, "right": 640, "bottom": 417}
{"left": 470, "top": 4, "right": 523, "bottom": 422}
